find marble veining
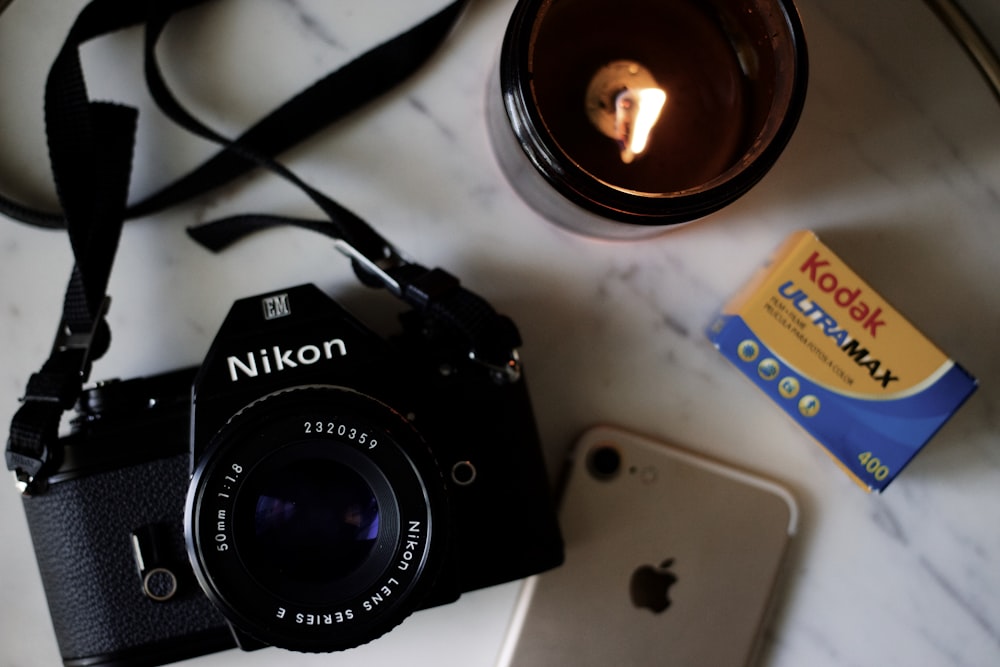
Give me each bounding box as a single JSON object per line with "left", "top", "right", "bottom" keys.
{"left": 1, "top": 0, "right": 1000, "bottom": 666}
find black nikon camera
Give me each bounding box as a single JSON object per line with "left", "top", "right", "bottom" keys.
{"left": 18, "top": 282, "right": 564, "bottom": 666}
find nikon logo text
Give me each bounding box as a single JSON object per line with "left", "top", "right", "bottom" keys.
{"left": 227, "top": 339, "right": 347, "bottom": 382}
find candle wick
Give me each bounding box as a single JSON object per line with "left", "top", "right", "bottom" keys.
{"left": 586, "top": 61, "right": 668, "bottom": 164}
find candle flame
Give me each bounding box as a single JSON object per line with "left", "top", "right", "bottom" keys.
{"left": 615, "top": 87, "right": 668, "bottom": 164}
{"left": 586, "top": 61, "right": 668, "bottom": 164}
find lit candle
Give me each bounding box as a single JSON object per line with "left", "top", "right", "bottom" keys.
{"left": 488, "top": 0, "right": 809, "bottom": 239}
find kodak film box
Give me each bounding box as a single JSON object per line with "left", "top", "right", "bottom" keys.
{"left": 707, "top": 231, "right": 978, "bottom": 492}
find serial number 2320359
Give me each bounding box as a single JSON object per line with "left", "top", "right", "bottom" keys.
{"left": 304, "top": 421, "right": 379, "bottom": 449}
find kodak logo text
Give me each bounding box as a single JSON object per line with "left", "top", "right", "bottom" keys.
{"left": 800, "top": 251, "right": 887, "bottom": 337}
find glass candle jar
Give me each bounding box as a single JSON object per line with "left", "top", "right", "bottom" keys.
{"left": 488, "top": 0, "right": 809, "bottom": 239}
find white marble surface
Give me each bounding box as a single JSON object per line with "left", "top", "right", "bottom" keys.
{"left": 2, "top": 0, "right": 999, "bottom": 666}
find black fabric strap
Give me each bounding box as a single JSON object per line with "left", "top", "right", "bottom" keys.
{"left": 0, "top": 0, "right": 469, "bottom": 230}
{"left": 138, "top": 0, "right": 519, "bottom": 368}
{"left": 0, "top": 0, "right": 189, "bottom": 228}
{"left": 6, "top": 0, "right": 521, "bottom": 495}
{"left": 141, "top": 0, "right": 392, "bottom": 266}
{"left": 140, "top": 0, "right": 522, "bottom": 369}
{"left": 132, "top": 0, "right": 470, "bottom": 224}
{"left": 6, "top": 1, "right": 141, "bottom": 492}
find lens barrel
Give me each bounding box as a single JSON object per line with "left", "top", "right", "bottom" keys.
{"left": 186, "top": 386, "right": 448, "bottom": 652}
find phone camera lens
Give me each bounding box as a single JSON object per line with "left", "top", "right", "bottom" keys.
{"left": 586, "top": 445, "right": 621, "bottom": 480}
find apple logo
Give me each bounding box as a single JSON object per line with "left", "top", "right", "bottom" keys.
{"left": 630, "top": 558, "right": 678, "bottom": 613}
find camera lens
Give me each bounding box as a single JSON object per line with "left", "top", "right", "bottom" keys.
{"left": 587, "top": 445, "right": 622, "bottom": 480}
{"left": 250, "top": 460, "right": 380, "bottom": 583}
{"left": 186, "top": 386, "right": 449, "bottom": 653}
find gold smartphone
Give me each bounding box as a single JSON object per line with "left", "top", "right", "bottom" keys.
{"left": 496, "top": 425, "right": 798, "bottom": 667}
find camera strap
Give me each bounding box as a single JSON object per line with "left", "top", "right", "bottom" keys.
{"left": 5, "top": 0, "right": 522, "bottom": 495}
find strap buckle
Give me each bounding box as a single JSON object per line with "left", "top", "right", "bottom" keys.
{"left": 49, "top": 296, "right": 112, "bottom": 381}
{"left": 12, "top": 468, "right": 41, "bottom": 496}
{"left": 333, "top": 239, "right": 407, "bottom": 295}
{"left": 6, "top": 296, "right": 112, "bottom": 495}
{"left": 334, "top": 240, "right": 524, "bottom": 384}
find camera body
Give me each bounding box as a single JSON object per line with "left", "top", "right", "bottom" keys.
{"left": 20, "top": 283, "right": 563, "bottom": 665}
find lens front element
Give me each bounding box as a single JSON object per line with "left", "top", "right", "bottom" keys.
{"left": 251, "top": 459, "right": 381, "bottom": 584}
